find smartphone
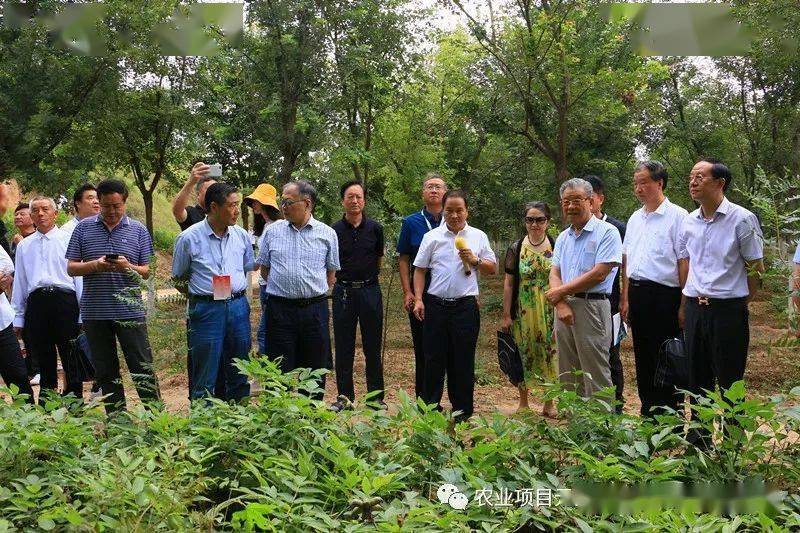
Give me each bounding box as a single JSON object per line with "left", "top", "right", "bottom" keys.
{"left": 208, "top": 163, "right": 222, "bottom": 178}
{"left": 106, "top": 253, "right": 119, "bottom": 261}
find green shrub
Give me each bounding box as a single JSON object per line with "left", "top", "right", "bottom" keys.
{"left": 152, "top": 228, "right": 178, "bottom": 253}
{"left": 2, "top": 362, "right": 800, "bottom": 531}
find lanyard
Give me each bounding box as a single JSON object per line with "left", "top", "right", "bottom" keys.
{"left": 421, "top": 210, "right": 444, "bottom": 231}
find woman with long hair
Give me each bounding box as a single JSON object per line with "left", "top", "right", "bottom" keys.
{"left": 501, "top": 201, "right": 557, "bottom": 417}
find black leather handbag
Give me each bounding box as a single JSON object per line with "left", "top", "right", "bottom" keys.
{"left": 65, "top": 333, "right": 95, "bottom": 383}
{"left": 497, "top": 330, "right": 524, "bottom": 386}
{"left": 654, "top": 335, "right": 690, "bottom": 389}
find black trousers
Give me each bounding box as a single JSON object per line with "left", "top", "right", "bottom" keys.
{"left": 408, "top": 310, "right": 425, "bottom": 399}
{"left": 84, "top": 319, "right": 161, "bottom": 413}
{"left": 0, "top": 324, "right": 34, "bottom": 403}
{"left": 422, "top": 295, "right": 480, "bottom": 421}
{"left": 263, "top": 296, "right": 331, "bottom": 400}
{"left": 22, "top": 329, "right": 38, "bottom": 377}
{"left": 332, "top": 283, "right": 384, "bottom": 402}
{"left": 24, "top": 289, "right": 82, "bottom": 399}
{"left": 628, "top": 280, "right": 683, "bottom": 417}
{"left": 685, "top": 296, "right": 749, "bottom": 398}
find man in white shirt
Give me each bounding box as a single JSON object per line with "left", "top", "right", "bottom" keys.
{"left": 0, "top": 244, "right": 34, "bottom": 403}
{"left": 620, "top": 161, "right": 688, "bottom": 417}
{"left": 678, "top": 158, "right": 764, "bottom": 447}
{"left": 412, "top": 190, "right": 497, "bottom": 421}
{"left": 12, "top": 196, "right": 83, "bottom": 400}
{"left": 60, "top": 183, "right": 100, "bottom": 239}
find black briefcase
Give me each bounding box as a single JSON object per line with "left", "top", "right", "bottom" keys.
{"left": 654, "top": 335, "right": 689, "bottom": 389}
{"left": 65, "top": 333, "right": 96, "bottom": 383}
{"left": 497, "top": 330, "right": 524, "bottom": 386}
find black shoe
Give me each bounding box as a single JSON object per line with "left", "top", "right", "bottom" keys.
{"left": 330, "top": 398, "right": 354, "bottom": 413}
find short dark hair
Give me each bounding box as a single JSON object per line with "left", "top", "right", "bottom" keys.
{"left": 96, "top": 179, "right": 129, "bottom": 201}
{"left": 443, "top": 189, "right": 469, "bottom": 208}
{"left": 14, "top": 202, "right": 29, "bottom": 213}
{"left": 205, "top": 182, "right": 239, "bottom": 210}
{"left": 340, "top": 180, "right": 365, "bottom": 200}
{"left": 634, "top": 160, "right": 669, "bottom": 190}
{"left": 73, "top": 183, "right": 97, "bottom": 210}
{"left": 698, "top": 157, "right": 732, "bottom": 191}
{"left": 584, "top": 175, "right": 604, "bottom": 195}
{"left": 523, "top": 201, "right": 551, "bottom": 220}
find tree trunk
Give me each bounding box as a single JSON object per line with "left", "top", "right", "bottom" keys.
{"left": 142, "top": 188, "right": 154, "bottom": 236}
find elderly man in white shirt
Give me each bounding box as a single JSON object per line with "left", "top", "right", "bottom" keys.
{"left": 0, "top": 244, "right": 34, "bottom": 403}
{"left": 678, "top": 158, "right": 764, "bottom": 447}
{"left": 412, "top": 189, "right": 497, "bottom": 421}
{"left": 11, "top": 196, "right": 84, "bottom": 400}
{"left": 620, "top": 161, "right": 689, "bottom": 417}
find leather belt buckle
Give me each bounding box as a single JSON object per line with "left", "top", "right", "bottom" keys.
{"left": 697, "top": 297, "right": 710, "bottom": 306}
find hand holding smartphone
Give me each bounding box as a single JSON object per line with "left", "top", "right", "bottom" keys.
{"left": 208, "top": 163, "right": 222, "bottom": 178}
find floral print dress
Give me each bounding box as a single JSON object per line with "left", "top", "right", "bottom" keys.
{"left": 512, "top": 237, "right": 557, "bottom": 385}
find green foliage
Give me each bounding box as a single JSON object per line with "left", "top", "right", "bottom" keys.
{"left": 2, "top": 361, "right": 800, "bottom": 530}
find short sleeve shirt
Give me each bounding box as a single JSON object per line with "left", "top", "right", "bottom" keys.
{"left": 552, "top": 215, "right": 623, "bottom": 294}
{"left": 178, "top": 204, "right": 206, "bottom": 231}
{"left": 65, "top": 215, "right": 154, "bottom": 320}
{"left": 396, "top": 208, "right": 443, "bottom": 262}
{"left": 332, "top": 216, "right": 384, "bottom": 282}
{"left": 793, "top": 241, "right": 800, "bottom": 264}
{"left": 623, "top": 198, "right": 688, "bottom": 287}
{"left": 678, "top": 198, "right": 763, "bottom": 298}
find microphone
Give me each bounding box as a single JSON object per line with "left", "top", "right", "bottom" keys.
{"left": 454, "top": 236, "right": 472, "bottom": 276}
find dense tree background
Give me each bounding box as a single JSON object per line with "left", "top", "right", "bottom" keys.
{"left": 1, "top": 0, "right": 798, "bottom": 243}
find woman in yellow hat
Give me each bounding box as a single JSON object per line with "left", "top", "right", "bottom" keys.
{"left": 245, "top": 183, "right": 282, "bottom": 354}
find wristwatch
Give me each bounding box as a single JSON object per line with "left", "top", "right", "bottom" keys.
{"left": 475, "top": 257, "right": 483, "bottom": 267}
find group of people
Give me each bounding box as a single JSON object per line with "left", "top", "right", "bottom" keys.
{"left": 1, "top": 156, "right": 798, "bottom": 438}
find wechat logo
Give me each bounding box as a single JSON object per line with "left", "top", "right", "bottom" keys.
{"left": 437, "top": 483, "right": 469, "bottom": 510}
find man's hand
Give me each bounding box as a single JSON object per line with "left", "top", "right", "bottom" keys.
{"left": 678, "top": 302, "right": 686, "bottom": 330}
{"left": 14, "top": 326, "right": 22, "bottom": 339}
{"left": 0, "top": 273, "right": 13, "bottom": 291}
{"left": 94, "top": 256, "right": 118, "bottom": 273}
{"left": 620, "top": 299, "right": 629, "bottom": 326}
{"left": 457, "top": 248, "right": 478, "bottom": 266}
{"left": 545, "top": 286, "right": 564, "bottom": 305}
{"left": 500, "top": 313, "right": 513, "bottom": 333}
{"left": 403, "top": 291, "right": 415, "bottom": 312}
{"left": 413, "top": 298, "right": 425, "bottom": 321}
{"left": 189, "top": 162, "right": 210, "bottom": 185}
{"left": 555, "top": 301, "right": 574, "bottom": 326}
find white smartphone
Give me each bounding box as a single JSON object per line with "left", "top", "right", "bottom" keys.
{"left": 208, "top": 163, "right": 222, "bottom": 178}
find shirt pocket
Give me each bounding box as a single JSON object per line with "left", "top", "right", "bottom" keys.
{"left": 580, "top": 250, "right": 596, "bottom": 272}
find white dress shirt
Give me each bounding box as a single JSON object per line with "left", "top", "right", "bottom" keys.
{"left": 413, "top": 223, "right": 497, "bottom": 299}
{"left": 59, "top": 216, "right": 80, "bottom": 240}
{"left": 0, "top": 246, "right": 16, "bottom": 331}
{"left": 11, "top": 226, "right": 82, "bottom": 327}
{"left": 678, "top": 197, "right": 763, "bottom": 299}
{"left": 623, "top": 198, "right": 688, "bottom": 287}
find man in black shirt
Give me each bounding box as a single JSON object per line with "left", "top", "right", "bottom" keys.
{"left": 172, "top": 162, "right": 218, "bottom": 231}
{"left": 585, "top": 175, "right": 627, "bottom": 414}
{"left": 330, "top": 180, "right": 385, "bottom": 411}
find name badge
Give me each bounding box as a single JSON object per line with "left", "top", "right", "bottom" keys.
{"left": 213, "top": 275, "right": 232, "bottom": 300}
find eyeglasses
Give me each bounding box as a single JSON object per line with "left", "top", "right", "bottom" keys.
{"left": 280, "top": 198, "right": 304, "bottom": 207}
{"left": 525, "top": 216, "right": 548, "bottom": 224}
{"left": 561, "top": 198, "right": 589, "bottom": 207}
{"left": 687, "top": 174, "right": 709, "bottom": 184}
{"left": 424, "top": 184, "right": 445, "bottom": 191}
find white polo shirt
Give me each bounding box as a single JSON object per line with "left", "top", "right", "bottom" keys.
{"left": 413, "top": 223, "right": 496, "bottom": 299}
{"left": 678, "top": 197, "right": 763, "bottom": 299}
{"left": 623, "top": 198, "right": 688, "bottom": 287}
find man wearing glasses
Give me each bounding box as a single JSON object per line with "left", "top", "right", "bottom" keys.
{"left": 545, "top": 178, "right": 622, "bottom": 398}
{"left": 258, "top": 180, "right": 340, "bottom": 399}
{"left": 678, "top": 158, "right": 763, "bottom": 448}
{"left": 396, "top": 172, "right": 447, "bottom": 399}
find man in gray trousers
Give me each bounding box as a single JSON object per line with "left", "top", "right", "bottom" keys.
{"left": 546, "top": 178, "right": 622, "bottom": 398}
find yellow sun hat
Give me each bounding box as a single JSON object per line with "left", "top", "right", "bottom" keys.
{"left": 245, "top": 183, "right": 279, "bottom": 211}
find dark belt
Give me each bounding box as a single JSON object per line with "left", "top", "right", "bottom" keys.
{"left": 267, "top": 294, "right": 329, "bottom": 307}
{"left": 629, "top": 278, "right": 678, "bottom": 290}
{"left": 571, "top": 292, "right": 609, "bottom": 300}
{"left": 427, "top": 295, "right": 476, "bottom": 307}
{"left": 688, "top": 295, "right": 747, "bottom": 307}
{"left": 32, "top": 286, "right": 75, "bottom": 296}
{"left": 337, "top": 278, "right": 377, "bottom": 289}
{"left": 189, "top": 290, "right": 247, "bottom": 303}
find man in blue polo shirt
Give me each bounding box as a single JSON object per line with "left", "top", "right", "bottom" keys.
{"left": 396, "top": 172, "right": 447, "bottom": 398}
{"left": 546, "top": 177, "right": 622, "bottom": 399}
{"left": 66, "top": 179, "right": 161, "bottom": 413}
{"left": 173, "top": 183, "right": 254, "bottom": 402}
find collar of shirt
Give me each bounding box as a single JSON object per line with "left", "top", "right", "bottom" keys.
{"left": 695, "top": 197, "right": 730, "bottom": 221}
{"left": 203, "top": 218, "right": 231, "bottom": 240}
{"left": 341, "top": 214, "right": 368, "bottom": 230}
{"left": 94, "top": 214, "right": 131, "bottom": 228}
{"left": 32, "top": 227, "right": 60, "bottom": 241}
{"left": 569, "top": 214, "right": 599, "bottom": 237}
{"left": 422, "top": 208, "right": 442, "bottom": 225}
{"left": 288, "top": 216, "right": 318, "bottom": 232}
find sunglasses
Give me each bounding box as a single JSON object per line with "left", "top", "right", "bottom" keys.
{"left": 525, "top": 216, "right": 548, "bottom": 224}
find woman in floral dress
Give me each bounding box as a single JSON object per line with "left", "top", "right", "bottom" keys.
{"left": 501, "top": 202, "right": 557, "bottom": 416}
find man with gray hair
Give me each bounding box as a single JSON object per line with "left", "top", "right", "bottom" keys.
{"left": 11, "top": 196, "right": 84, "bottom": 401}
{"left": 258, "top": 180, "right": 340, "bottom": 399}
{"left": 545, "top": 178, "right": 622, "bottom": 398}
